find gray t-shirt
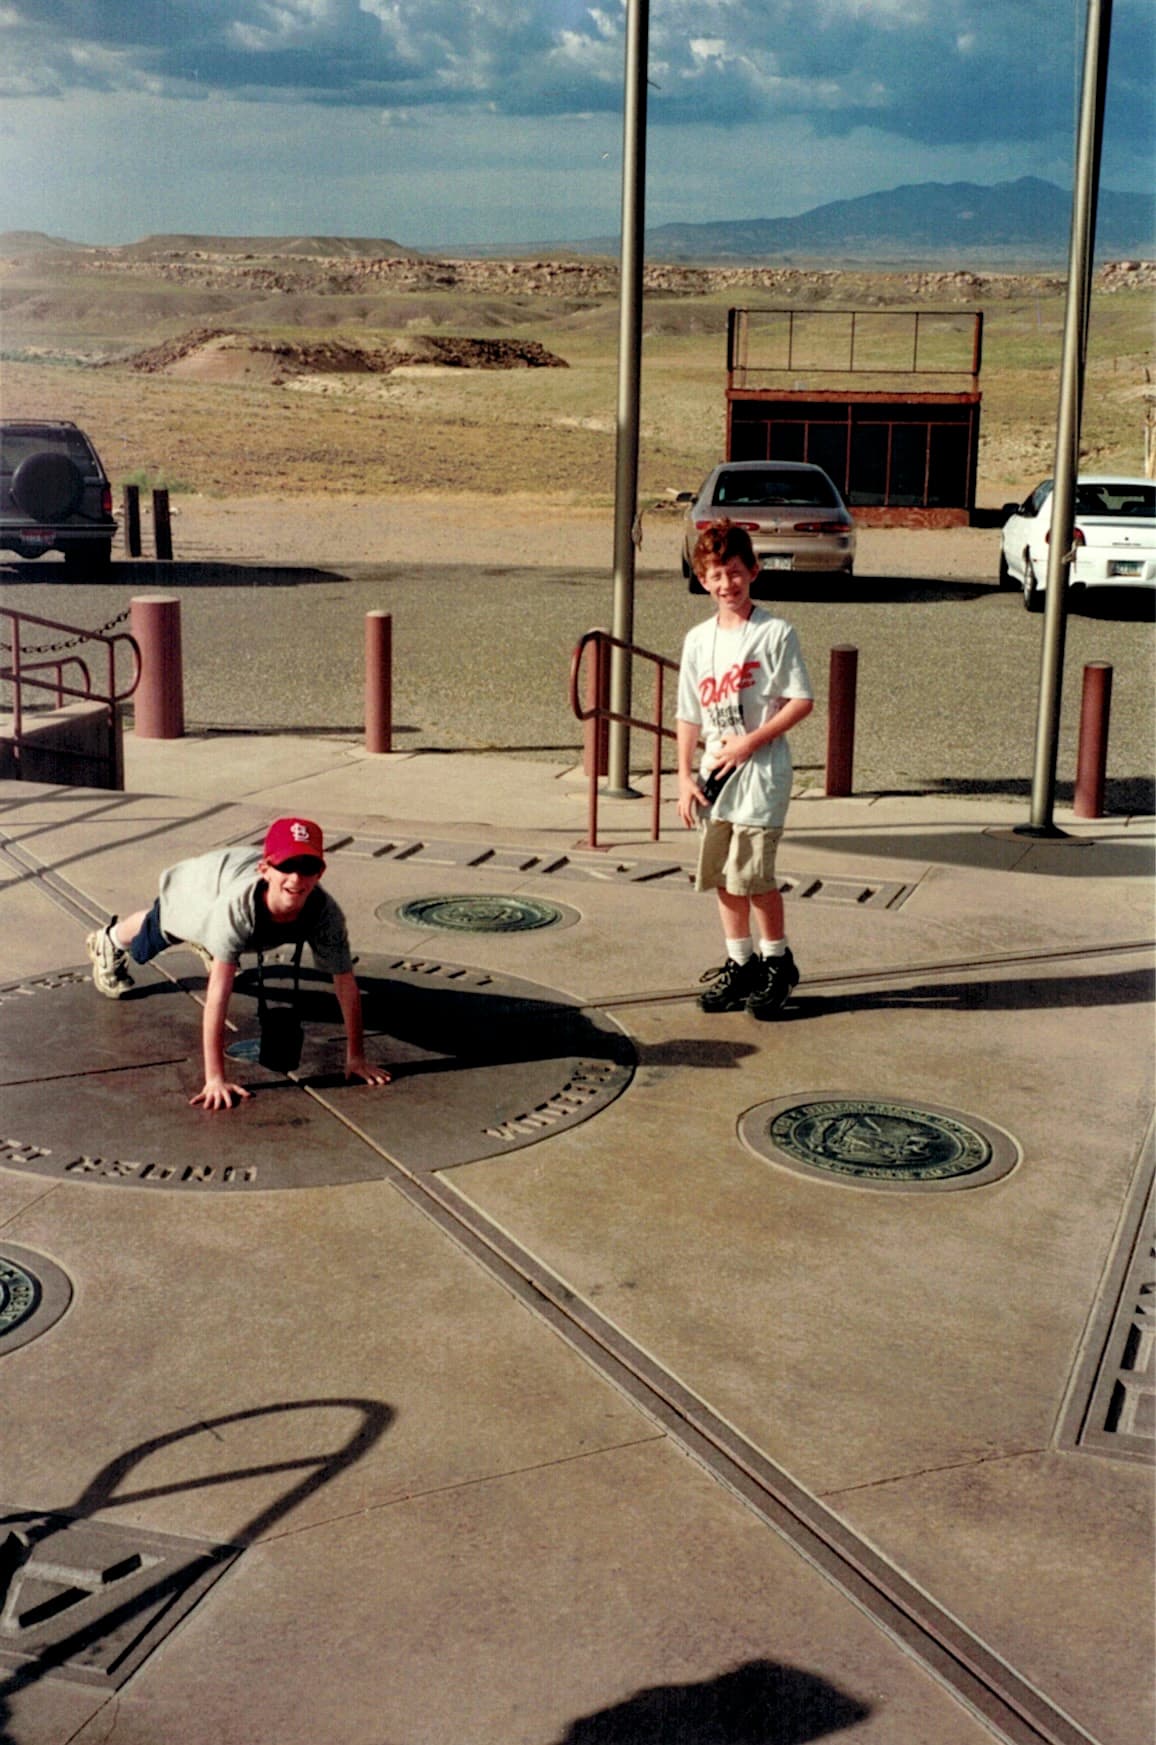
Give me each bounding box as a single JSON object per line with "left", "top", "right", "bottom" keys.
{"left": 677, "top": 606, "right": 812, "bottom": 829}
{"left": 157, "top": 847, "right": 353, "bottom": 972}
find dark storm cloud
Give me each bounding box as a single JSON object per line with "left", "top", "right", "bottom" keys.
{"left": 1, "top": 0, "right": 1150, "bottom": 161}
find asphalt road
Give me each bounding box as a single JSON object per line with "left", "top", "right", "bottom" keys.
{"left": 2, "top": 555, "right": 1153, "bottom": 813}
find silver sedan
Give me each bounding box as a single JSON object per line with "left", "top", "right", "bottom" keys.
{"left": 681, "top": 460, "right": 856, "bottom": 590}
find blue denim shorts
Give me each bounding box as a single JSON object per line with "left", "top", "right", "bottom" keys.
{"left": 128, "top": 898, "right": 177, "bottom": 965}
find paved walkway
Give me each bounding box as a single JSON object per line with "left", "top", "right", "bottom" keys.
{"left": 0, "top": 733, "right": 1153, "bottom": 1745}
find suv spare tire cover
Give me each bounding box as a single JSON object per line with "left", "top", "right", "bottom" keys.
{"left": 11, "top": 451, "right": 85, "bottom": 520}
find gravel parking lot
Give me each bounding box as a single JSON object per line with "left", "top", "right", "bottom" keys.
{"left": 2, "top": 496, "right": 1152, "bottom": 811}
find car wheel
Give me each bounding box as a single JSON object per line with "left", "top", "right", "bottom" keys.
{"left": 998, "top": 549, "right": 1015, "bottom": 589}
{"left": 11, "top": 452, "right": 85, "bottom": 520}
{"left": 60, "top": 539, "right": 112, "bottom": 571}
{"left": 1022, "top": 553, "right": 1043, "bottom": 612}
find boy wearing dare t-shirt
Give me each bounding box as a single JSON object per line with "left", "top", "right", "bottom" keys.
{"left": 677, "top": 520, "right": 814, "bottom": 1018}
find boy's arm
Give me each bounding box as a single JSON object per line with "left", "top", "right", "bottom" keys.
{"left": 676, "top": 717, "right": 707, "bottom": 829}
{"left": 332, "top": 970, "right": 391, "bottom": 1087}
{"left": 189, "top": 958, "right": 252, "bottom": 1111}
{"left": 714, "top": 695, "right": 813, "bottom": 773}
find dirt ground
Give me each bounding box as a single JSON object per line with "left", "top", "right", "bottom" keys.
{"left": 163, "top": 490, "right": 996, "bottom": 579}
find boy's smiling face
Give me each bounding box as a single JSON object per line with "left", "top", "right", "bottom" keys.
{"left": 699, "top": 554, "right": 759, "bottom": 616}
{"left": 260, "top": 855, "right": 323, "bottom": 920}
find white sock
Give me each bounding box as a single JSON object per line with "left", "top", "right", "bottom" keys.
{"left": 759, "top": 938, "right": 788, "bottom": 958}
{"left": 725, "top": 937, "right": 754, "bottom": 964}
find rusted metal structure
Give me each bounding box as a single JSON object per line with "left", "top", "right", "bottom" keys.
{"left": 725, "top": 307, "right": 984, "bottom": 526}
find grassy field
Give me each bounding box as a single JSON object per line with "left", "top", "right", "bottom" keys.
{"left": 1, "top": 255, "right": 1151, "bottom": 506}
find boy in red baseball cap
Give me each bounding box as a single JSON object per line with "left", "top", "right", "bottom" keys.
{"left": 86, "top": 817, "right": 389, "bottom": 1111}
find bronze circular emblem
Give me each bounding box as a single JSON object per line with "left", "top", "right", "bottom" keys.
{"left": 739, "top": 1095, "right": 1020, "bottom": 1192}
{"left": 0, "top": 1245, "right": 73, "bottom": 1353}
{"left": 0, "top": 1255, "right": 39, "bottom": 1337}
{"left": 389, "top": 894, "right": 575, "bottom": 933}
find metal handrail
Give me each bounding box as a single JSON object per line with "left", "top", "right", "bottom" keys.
{"left": 1, "top": 606, "right": 141, "bottom": 770}
{"left": 570, "top": 627, "right": 680, "bottom": 849}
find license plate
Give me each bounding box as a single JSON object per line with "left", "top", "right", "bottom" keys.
{"left": 23, "top": 529, "right": 54, "bottom": 546}
{"left": 1108, "top": 560, "right": 1142, "bottom": 577}
{"left": 761, "top": 555, "right": 793, "bottom": 570}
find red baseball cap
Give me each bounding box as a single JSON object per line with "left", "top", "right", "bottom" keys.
{"left": 262, "top": 817, "right": 325, "bottom": 868}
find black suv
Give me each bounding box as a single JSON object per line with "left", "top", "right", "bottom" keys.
{"left": 0, "top": 420, "right": 117, "bottom": 569}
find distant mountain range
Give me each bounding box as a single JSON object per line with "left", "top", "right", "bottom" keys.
{"left": 2, "top": 179, "right": 1152, "bottom": 267}
{"left": 559, "top": 178, "right": 1154, "bottom": 265}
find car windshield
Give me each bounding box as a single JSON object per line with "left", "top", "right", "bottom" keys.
{"left": 1075, "top": 484, "right": 1155, "bottom": 519}
{"left": 712, "top": 470, "right": 839, "bottom": 510}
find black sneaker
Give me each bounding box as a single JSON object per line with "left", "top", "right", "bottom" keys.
{"left": 745, "top": 948, "right": 800, "bottom": 1019}
{"left": 698, "top": 955, "right": 763, "bottom": 1013}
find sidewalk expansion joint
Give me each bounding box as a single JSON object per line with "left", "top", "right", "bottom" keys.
{"left": 253, "top": 1435, "right": 669, "bottom": 1547}
{"left": 821, "top": 1446, "right": 1049, "bottom": 1500}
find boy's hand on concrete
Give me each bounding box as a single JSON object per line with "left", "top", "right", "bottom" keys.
{"left": 344, "top": 1055, "right": 391, "bottom": 1087}
{"left": 677, "top": 773, "right": 706, "bottom": 829}
{"left": 189, "top": 1078, "right": 252, "bottom": 1111}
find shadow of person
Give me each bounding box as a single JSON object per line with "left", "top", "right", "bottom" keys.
{"left": 552, "top": 1658, "right": 870, "bottom": 1744}
{"left": 775, "top": 964, "right": 1154, "bottom": 1022}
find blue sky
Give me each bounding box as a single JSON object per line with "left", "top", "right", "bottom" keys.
{"left": 0, "top": 0, "right": 1151, "bottom": 247}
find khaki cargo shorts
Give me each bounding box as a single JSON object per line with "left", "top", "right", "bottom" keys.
{"left": 695, "top": 820, "right": 783, "bottom": 896}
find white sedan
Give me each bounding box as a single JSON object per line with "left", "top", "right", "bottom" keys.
{"left": 999, "top": 475, "right": 1155, "bottom": 611}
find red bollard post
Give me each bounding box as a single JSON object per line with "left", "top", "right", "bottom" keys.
{"left": 582, "top": 633, "right": 610, "bottom": 778}
{"left": 365, "top": 611, "right": 392, "bottom": 753}
{"left": 1073, "top": 661, "right": 1113, "bottom": 819}
{"left": 825, "top": 644, "right": 858, "bottom": 797}
{"left": 130, "top": 595, "right": 184, "bottom": 739}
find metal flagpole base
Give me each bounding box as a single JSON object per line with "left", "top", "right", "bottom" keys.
{"left": 603, "top": 785, "right": 644, "bottom": 799}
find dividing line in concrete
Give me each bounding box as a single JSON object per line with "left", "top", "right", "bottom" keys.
{"left": 585, "top": 938, "right": 1156, "bottom": 1011}
{"left": 312, "top": 1091, "right": 1103, "bottom": 1745}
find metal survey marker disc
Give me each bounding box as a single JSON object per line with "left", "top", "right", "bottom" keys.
{"left": 0, "top": 1244, "right": 73, "bottom": 1353}
{"left": 739, "top": 1094, "right": 1020, "bottom": 1192}
{"left": 387, "top": 893, "right": 578, "bottom": 933}
{"left": 0, "top": 953, "right": 634, "bottom": 1192}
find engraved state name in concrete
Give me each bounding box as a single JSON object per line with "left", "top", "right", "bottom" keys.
{"left": 0, "top": 1140, "right": 257, "bottom": 1188}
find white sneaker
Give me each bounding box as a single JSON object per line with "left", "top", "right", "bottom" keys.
{"left": 85, "top": 921, "right": 134, "bottom": 999}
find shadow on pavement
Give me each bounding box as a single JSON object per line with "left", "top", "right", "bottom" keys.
{"left": 0, "top": 1399, "right": 392, "bottom": 1725}
{"left": 0, "top": 561, "right": 348, "bottom": 588}
{"left": 551, "top": 1657, "right": 871, "bottom": 1744}
{"left": 754, "top": 575, "right": 994, "bottom": 605}
{"left": 788, "top": 827, "right": 1155, "bottom": 877}
{"left": 782, "top": 965, "right": 1155, "bottom": 1022}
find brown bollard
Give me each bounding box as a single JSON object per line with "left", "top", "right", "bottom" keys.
{"left": 130, "top": 595, "right": 185, "bottom": 739}
{"left": 1073, "top": 661, "right": 1113, "bottom": 819}
{"left": 123, "top": 484, "right": 142, "bottom": 557}
{"left": 365, "top": 611, "right": 392, "bottom": 753}
{"left": 152, "top": 488, "right": 173, "bottom": 560}
{"left": 582, "top": 633, "right": 610, "bottom": 778}
{"left": 825, "top": 644, "right": 859, "bottom": 797}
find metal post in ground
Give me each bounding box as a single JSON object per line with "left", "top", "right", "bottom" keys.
{"left": 825, "top": 645, "right": 859, "bottom": 797}
{"left": 365, "top": 611, "right": 392, "bottom": 754}
{"left": 130, "top": 595, "right": 184, "bottom": 739}
{"left": 123, "top": 485, "right": 141, "bottom": 558}
{"left": 1073, "top": 661, "right": 1113, "bottom": 819}
{"left": 152, "top": 489, "right": 173, "bottom": 561}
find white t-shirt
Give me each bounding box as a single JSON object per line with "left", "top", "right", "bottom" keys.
{"left": 677, "top": 606, "right": 812, "bottom": 828}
